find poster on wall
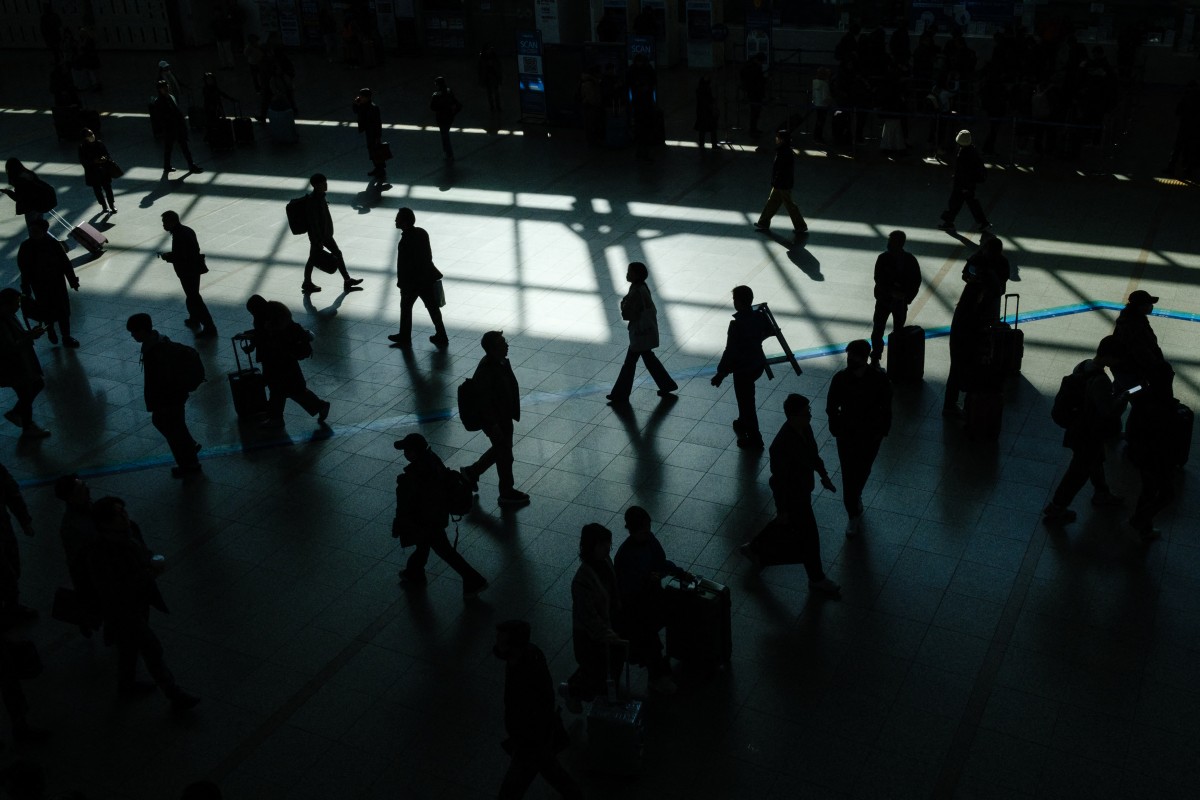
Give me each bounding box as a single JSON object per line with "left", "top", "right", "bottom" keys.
{"left": 516, "top": 30, "right": 546, "bottom": 120}
{"left": 535, "top": 0, "right": 560, "bottom": 45}
{"left": 745, "top": 2, "right": 771, "bottom": 65}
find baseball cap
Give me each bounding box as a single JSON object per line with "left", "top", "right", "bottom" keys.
{"left": 1128, "top": 289, "right": 1159, "bottom": 305}
{"left": 394, "top": 433, "right": 428, "bottom": 451}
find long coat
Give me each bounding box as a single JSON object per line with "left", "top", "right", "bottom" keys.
{"left": 621, "top": 280, "right": 659, "bottom": 352}
{"left": 0, "top": 313, "right": 43, "bottom": 389}
{"left": 18, "top": 235, "right": 77, "bottom": 322}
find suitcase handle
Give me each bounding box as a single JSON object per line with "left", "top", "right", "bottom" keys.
{"left": 231, "top": 333, "right": 254, "bottom": 372}
{"left": 1003, "top": 293, "right": 1019, "bottom": 328}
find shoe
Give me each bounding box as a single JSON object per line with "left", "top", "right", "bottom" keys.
{"left": 170, "top": 691, "right": 201, "bottom": 714}
{"left": 257, "top": 417, "right": 284, "bottom": 429}
{"left": 63, "top": 337, "right": 80, "bottom": 348}
{"left": 738, "top": 542, "right": 762, "bottom": 570}
{"left": 3, "top": 410, "right": 22, "bottom": 428}
{"left": 46, "top": 327, "right": 58, "bottom": 344}
{"left": 344, "top": 278, "right": 364, "bottom": 290}
{"left": 605, "top": 394, "right": 630, "bottom": 407}
{"left": 809, "top": 578, "right": 842, "bottom": 597}
{"left": 737, "top": 435, "right": 764, "bottom": 450}
{"left": 845, "top": 514, "right": 862, "bottom": 538}
{"left": 463, "top": 579, "right": 489, "bottom": 600}
{"left": 753, "top": 222, "right": 769, "bottom": 232}
{"left": 398, "top": 568, "right": 427, "bottom": 586}
{"left": 196, "top": 327, "right": 218, "bottom": 339}
{"left": 795, "top": 226, "right": 809, "bottom": 236}
{"left": 650, "top": 675, "right": 678, "bottom": 695}
{"left": 498, "top": 491, "right": 531, "bottom": 508}
{"left": 118, "top": 680, "right": 158, "bottom": 698}
{"left": 170, "top": 464, "right": 202, "bottom": 479}
{"left": 165, "top": 167, "right": 178, "bottom": 174}
{"left": 20, "top": 425, "right": 50, "bottom": 439}
{"left": 387, "top": 333, "right": 407, "bottom": 342}
{"left": 183, "top": 318, "right": 198, "bottom": 328}
{"left": 941, "top": 405, "right": 964, "bottom": 419}
{"left": 460, "top": 469, "right": 479, "bottom": 494}
{"left": 937, "top": 221, "right": 956, "bottom": 231}
{"left": 1091, "top": 491, "right": 1124, "bottom": 507}
{"left": 657, "top": 388, "right": 677, "bottom": 397}
{"left": 317, "top": 401, "right": 331, "bottom": 423}
{"left": 301, "top": 283, "right": 322, "bottom": 294}
{"left": 188, "top": 164, "right": 203, "bottom": 174}
{"left": 1042, "top": 504, "right": 1077, "bottom": 525}
{"left": 429, "top": 334, "right": 449, "bottom": 347}
{"left": 110, "top": 206, "right": 117, "bottom": 213}
{"left": 974, "top": 222, "right": 993, "bottom": 232}
{"left": 732, "top": 419, "right": 746, "bottom": 435}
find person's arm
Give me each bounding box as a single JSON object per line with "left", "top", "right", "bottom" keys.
{"left": 712, "top": 322, "right": 736, "bottom": 385}
{"left": 825, "top": 374, "right": 843, "bottom": 437}
{"left": 0, "top": 466, "right": 33, "bottom": 533}
{"left": 572, "top": 570, "right": 620, "bottom": 643}
{"left": 903, "top": 254, "right": 922, "bottom": 303}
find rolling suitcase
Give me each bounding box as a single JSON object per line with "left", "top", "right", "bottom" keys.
{"left": 268, "top": 107, "right": 298, "bottom": 144}
{"left": 229, "top": 335, "right": 268, "bottom": 418}
{"left": 1000, "top": 293, "right": 1024, "bottom": 373}
{"left": 886, "top": 324, "right": 925, "bottom": 383}
{"left": 586, "top": 650, "right": 644, "bottom": 776}
{"left": 965, "top": 390, "right": 1003, "bottom": 441}
{"left": 663, "top": 575, "right": 732, "bottom": 666}
{"left": 47, "top": 210, "right": 106, "bottom": 255}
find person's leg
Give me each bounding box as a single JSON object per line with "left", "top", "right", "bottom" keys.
{"left": 493, "top": 421, "right": 516, "bottom": 493}
{"left": 292, "top": 386, "right": 325, "bottom": 417}
{"left": 420, "top": 291, "right": 448, "bottom": 341}
{"left": 892, "top": 300, "right": 908, "bottom": 333}
{"left": 964, "top": 189, "right": 989, "bottom": 225}
{"left": 497, "top": 749, "right": 542, "bottom": 800}
{"left": 869, "top": 301, "right": 891, "bottom": 363}
{"left": 304, "top": 240, "right": 320, "bottom": 286}
{"left": 162, "top": 137, "right": 174, "bottom": 171}
{"left": 1050, "top": 447, "right": 1091, "bottom": 509}
{"left": 327, "top": 240, "right": 352, "bottom": 282}
{"left": 404, "top": 535, "right": 432, "bottom": 574}
{"left": 428, "top": 527, "right": 486, "bottom": 588}
{"left": 780, "top": 189, "right": 808, "bottom": 232}
{"left": 136, "top": 623, "right": 181, "bottom": 697}
{"left": 152, "top": 404, "right": 199, "bottom": 468}
{"left": 440, "top": 125, "right": 453, "bottom": 159}
{"left": 179, "top": 138, "right": 197, "bottom": 169}
{"left": 535, "top": 751, "right": 584, "bottom": 800}
{"left": 756, "top": 187, "right": 783, "bottom": 227}
{"left": 749, "top": 102, "right": 762, "bottom": 134}
{"left": 13, "top": 381, "right": 39, "bottom": 427}
{"left": 796, "top": 502, "right": 827, "bottom": 583}
{"left": 814, "top": 108, "right": 827, "bottom": 141}
{"left": 113, "top": 628, "right": 140, "bottom": 690}
{"left": 92, "top": 184, "right": 106, "bottom": 207}
{"left": 641, "top": 350, "right": 678, "bottom": 392}
{"left": 732, "top": 368, "right": 762, "bottom": 436}
{"left": 609, "top": 347, "right": 640, "bottom": 400}
{"left": 397, "top": 290, "right": 415, "bottom": 341}
{"left": 942, "top": 187, "right": 964, "bottom": 224}
{"left": 103, "top": 181, "right": 115, "bottom": 208}
{"left": 264, "top": 381, "right": 286, "bottom": 421}
{"left": 836, "top": 438, "right": 859, "bottom": 516}
{"left": 179, "top": 273, "right": 215, "bottom": 331}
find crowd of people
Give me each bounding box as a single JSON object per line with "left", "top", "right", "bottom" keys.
{"left": 0, "top": 10, "right": 1193, "bottom": 800}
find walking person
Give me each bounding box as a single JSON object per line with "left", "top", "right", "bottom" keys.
{"left": 478, "top": 45, "right": 503, "bottom": 112}
{"left": 1043, "top": 336, "right": 1128, "bottom": 526}
{"left": 738, "top": 394, "right": 841, "bottom": 597}
{"left": 607, "top": 261, "right": 677, "bottom": 406}
{"left": 150, "top": 80, "right": 202, "bottom": 178}
{"left": 826, "top": 341, "right": 892, "bottom": 536}
{"left": 0, "top": 290, "right": 51, "bottom": 439}
{"left": 753, "top": 129, "right": 808, "bottom": 242}
{"left": 694, "top": 76, "right": 718, "bottom": 151}
{"left": 301, "top": 173, "right": 364, "bottom": 295}
{"left": 157, "top": 211, "right": 217, "bottom": 338}
{"left": 78, "top": 127, "right": 117, "bottom": 213}
{"left": 562, "top": 524, "right": 626, "bottom": 707}
{"left": 242, "top": 297, "right": 329, "bottom": 429}
{"left": 1112, "top": 289, "right": 1173, "bottom": 395}
{"left": 53, "top": 474, "right": 100, "bottom": 636}
{"left": 387, "top": 207, "right": 448, "bottom": 349}
{"left": 87, "top": 496, "right": 200, "bottom": 713}
{"left": 3, "top": 159, "right": 57, "bottom": 232}
{"left": 461, "top": 332, "right": 531, "bottom": 508}
{"left": 124, "top": 314, "right": 202, "bottom": 478}
{"left": 938, "top": 130, "right": 990, "bottom": 232}
{"left": 18, "top": 218, "right": 81, "bottom": 348}
{"left": 869, "top": 230, "right": 922, "bottom": 366}
{"left": 393, "top": 434, "right": 488, "bottom": 598}
{"left": 493, "top": 620, "right": 583, "bottom": 800}
{"left": 430, "top": 76, "right": 462, "bottom": 162}
{"left": 352, "top": 88, "right": 387, "bottom": 181}
{"left": 0, "top": 463, "right": 38, "bottom": 626}
{"left": 711, "top": 285, "right": 774, "bottom": 449}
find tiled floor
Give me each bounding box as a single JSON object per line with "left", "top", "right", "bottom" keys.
{"left": 1, "top": 47, "right": 1198, "bottom": 799}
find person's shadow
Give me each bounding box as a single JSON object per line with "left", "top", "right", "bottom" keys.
{"left": 352, "top": 178, "right": 392, "bottom": 214}
{"left": 787, "top": 247, "right": 823, "bottom": 281}
{"left": 610, "top": 394, "right": 678, "bottom": 497}
{"left": 302, "top": 287, "right": 351, "bottom": 320}
{"left": 139, "top": 182, "right": 172, "bottom": 209}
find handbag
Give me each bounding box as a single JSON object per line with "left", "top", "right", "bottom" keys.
{"left": 369, "top": 141, "right": 393, "bottom": 162}
{"left": 311, "top": 249, "right": 340, "bottom": 275}
{"left": 103, "top": 159, "right": 125, "bottom": 179}
{"left": 434, "top": 279, "right": 446, "bottom": 308}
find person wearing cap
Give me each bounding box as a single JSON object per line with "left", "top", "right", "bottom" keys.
{"left": 156, "top": 60, "right": 186, "bottom": 101}
{"left": 738, "top": 394, "right": 841, "bottom": 597}
{"left": 613, "top": 506, "right": 691, "bottom": 694}
{"left": 352, "top": 88, "right": 387, "bottom": 181}
{"left": 711, "top": 285, "right": 775, "bottom": 449}
{"left": 150, "top": 79, "right": 202, "bottom": 178}
{"left": 430, "top": 76, "right": 462, "bottom": 161}
{"left": 461, "top": 332, "right": 530, "bottom": 507}
{"left": 301, "top": 173, "right": 364, "bottom": 295}
{"left": 870, "top": 230, "right": 922, "bottom": 366}
{"left": 753, "top": 129, "right": 808, "bottom": 242}
{"left": 388, "top": 207, "right": 448, "bottom": 349}
{"left": 826, "top": 340, "right": 892, "bottom": 536}
{"left": 1043, "top": 336, "right": 1129, "bottom": 526}
{"left": 493, "top": 620, "right": 583, "bottom": 799}
{"left": 938, "top": 129, "right": 990, "bottom": 232}
{"left": 1112, "top": 289, "right": 1173, "bottom": 396}
{"left": 393, "top": 433, "right": 488, "bottom": 599}
{"left": 17, "top": 217, "right": 81, "bottom": 348}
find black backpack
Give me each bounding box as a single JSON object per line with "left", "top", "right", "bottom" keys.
{"left": 1051, "top": 367, "right": 1090, "bottom": 429}
{"left": 443, "top": 468, "right": 473, "bottom": 518}
{"left": 457, "top": 377, "right": 486, "bottom": 431}
{"left": 169, "top": 340, "right": 206, "bottom": 394}
{"left": 285, "top": 195, "right": 310, "bottom": 235}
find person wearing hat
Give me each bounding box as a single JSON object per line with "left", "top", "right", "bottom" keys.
{"left": 156, "top": 60, "right": 186, "bottom": 101}
{"left": 352, "top": 88, "right": 387, "bottom": 181}
{"left": 826, "top": 340, "right": 892, "bottom": 536}
{"left": 1043, "top": 336, "right": 1129, "bottom": 526}
{"left": 753, "top": 129, "right": 808, "bottom": 242}
{"left": 393, "top": 433, "right": 488, "bottom": 599}
{"left": 1112, "top": 289, "right": 1173, "bottom": 396}
{"left": 938, "top": 129, "right": 990, "bottom": 233}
